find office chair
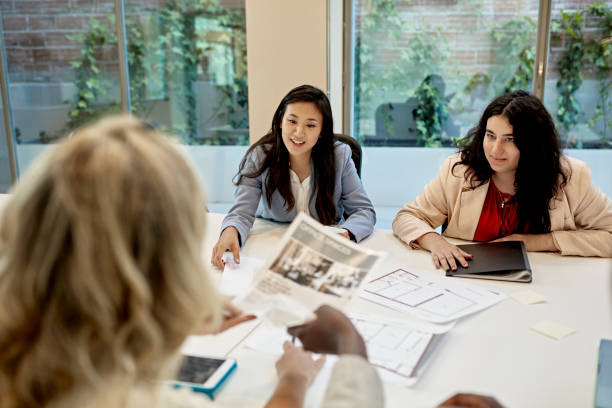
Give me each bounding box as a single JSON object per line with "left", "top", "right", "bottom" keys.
{"left": 334, "top": 133, "right": 362, "bottom": 178}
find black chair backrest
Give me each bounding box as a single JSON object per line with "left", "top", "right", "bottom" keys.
{"left": 334, "top": 134, "right": 362, "bottom": 178}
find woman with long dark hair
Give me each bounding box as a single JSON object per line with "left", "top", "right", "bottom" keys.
{"left": 211, "top": 85, "right": 376, "bottom": 269}
{"left": 393, "top": 90, "right": 612, "bottom": 270}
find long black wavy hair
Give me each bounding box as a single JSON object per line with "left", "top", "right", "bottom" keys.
{"left": 454, "top": 90, "right": 568, "bottom": 233}
{"left": 235, "top": 84, "right": 337, "bottom": 225}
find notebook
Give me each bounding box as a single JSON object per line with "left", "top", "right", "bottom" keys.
{"left": 596, "top": 339, "right": 612, "bottom": 408}
{"left": 445, "top": 241, "right": 532, "bottom": 283}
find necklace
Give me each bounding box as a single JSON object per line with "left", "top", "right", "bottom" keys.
{"left": 491, "top": 175, "right": 515, "bottom": 209}
{"left": 495, "top": 184, "right": 513, "bottom": 210}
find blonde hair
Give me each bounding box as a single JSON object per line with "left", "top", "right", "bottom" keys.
{"left": 0, "top": 115, "right": 221, "bottom": 407}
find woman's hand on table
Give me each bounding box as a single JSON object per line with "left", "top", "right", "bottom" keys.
{"left": 211, "top": 226, "right": 240, "bottom": 269}
{"left": 417, "top": 232, "right": 473, "bottom": 271}
{"left": 193, "top": 297, "right": 256, "bottom": 335}
{"left": 331, "top": 225, "right": 351, "bottom": 240}
{"left": 287, "top": 305, "right": 367, "bottom": 358}
{"left": 438, "top": 393, "right": 504, "bottom": 408}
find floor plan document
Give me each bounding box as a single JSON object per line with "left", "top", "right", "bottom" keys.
{"left": 244, "top": 312, "right": 449, "bottom": 386}
{"left": 360, "top": 268, "right": 506, "bottom": 323}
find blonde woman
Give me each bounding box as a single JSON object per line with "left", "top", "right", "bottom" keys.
{"left": 0, "top": 116, "right": 382, "bottom": 408}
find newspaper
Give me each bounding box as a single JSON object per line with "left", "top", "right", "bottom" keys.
{"left": 235, "top": 212, "right": 385, "bottom": 326}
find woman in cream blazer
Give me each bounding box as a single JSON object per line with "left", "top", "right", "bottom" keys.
{"left": 393, "top": 91, "right": 612, "bottom": 270}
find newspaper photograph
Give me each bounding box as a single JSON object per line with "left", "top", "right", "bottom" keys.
{"left": 236, "top": 213, "right": 385, "bottom": 326}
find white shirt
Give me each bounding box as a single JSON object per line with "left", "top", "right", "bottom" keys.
{"left": 289, "top": 169, "right": 311, "bottom": 215}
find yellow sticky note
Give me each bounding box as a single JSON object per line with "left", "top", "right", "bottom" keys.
{"left": 529, "top": 320, "right": 576, "bottom": 340}
{"left": 510, "top": 290, "right": 547, "bottom": 305}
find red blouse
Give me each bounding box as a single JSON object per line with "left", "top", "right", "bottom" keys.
{"left": 473, "top": 180, "right": 524, "bottom": 242}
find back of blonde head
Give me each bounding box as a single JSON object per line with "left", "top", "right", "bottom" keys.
{"left": 0, "top": 115, "right": 220, "bottom": 407}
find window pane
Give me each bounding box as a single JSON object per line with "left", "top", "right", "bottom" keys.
{"left": 0, "top": 0, "right": 122, "bottom": 176}
{"left": 0, "top": 97, "right": 11, "bottom": 193}
{"left": 545, "top": 1, "right": 611, "bottom": 149}
{"left": 1, "top": 0, "right": 121, "bottom": 147}
{"left": 352, "top": 0, "right": 539, "bottom": 147}
{"left": 125, "top": 0, "right": 248, "bottom": 145}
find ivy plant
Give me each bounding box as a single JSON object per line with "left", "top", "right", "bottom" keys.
{"left": 493, "top": 17, "right": 536, "bottom": 94}
{"left": 413, "top": 75, "right": 450, "bottom": 147}
{"left": 551, "top": 2, "right": 611, "bottom": 148}
{"left": 355, "top": 0, "right": 451, "bottom": 146}
{"left": 66, "top": 18, "right": 118, "bottom": 131}
{"left": 552, "top": 10, "right": 585, "bottom": 142}
{"left": 583, "top": 2, "right": 612, "bottom": 145}
{"left": 65, "top": 0, "right": 248, "bottom": 145}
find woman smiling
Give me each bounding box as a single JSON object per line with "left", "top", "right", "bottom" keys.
{"left": 211, "top": 85, "right": 376, "bottom": 269}
{"left": 393, "top": 90, "right": 612, "bottom": 271}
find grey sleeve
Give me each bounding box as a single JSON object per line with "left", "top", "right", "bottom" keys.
{"left": 220, "top": 150, "right": 264, "bottom": 246}
{"left": 338, "top": 145, "right": 376, "bottom": 242}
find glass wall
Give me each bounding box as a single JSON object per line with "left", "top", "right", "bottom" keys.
{"left": 544, "top": 0, "right": 611, "bottom": 148}
{"left": 0, "top": 96, "right": 10, "bottom": 193}
{"left": 1, "top": 1, "right": 121, "bottom": 144}
{"left": 0, "top": 0, "right": 248, "bottom": 184}
{"left": 124, "top": 0, "right": 248, "bottom": 145}
{"left": 350, "top": 0, "right": 611, "bottom": 150}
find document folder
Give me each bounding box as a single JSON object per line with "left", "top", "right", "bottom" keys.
{"left": 445, "top": 241, "right": 532, "bottom": 283}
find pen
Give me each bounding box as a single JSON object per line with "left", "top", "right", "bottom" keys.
{"left": 291, "top": 335, "right": 295, "bottom": 345}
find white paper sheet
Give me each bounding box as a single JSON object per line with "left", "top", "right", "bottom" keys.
{"left": 180, "top": 318, "right": 261, "bottom": 357}
{"left": 360, "top": 268, "right": 506, "bottom": 324}
{"left": 219, "top": 255, "right": 265, "bottom": 296}
{"left": 243, "top": 311, "right": 449, "bottom": 387}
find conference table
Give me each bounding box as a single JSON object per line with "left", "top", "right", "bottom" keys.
{"left": 197, "top": 213, "right": 612, "bottom": 408}
{"left": 0, "top": 187, "right": 608, "bottom": 408}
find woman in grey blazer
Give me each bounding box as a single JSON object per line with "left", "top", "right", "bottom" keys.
{"left": 211, "top": 85, "right": 376, "bottom": 269}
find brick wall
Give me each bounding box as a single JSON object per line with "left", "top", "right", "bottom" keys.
{"left": 0, "top": 1, "right": 607, "bottom": 84}
{"left": 354, "top": 0, "right": 608, "bottom": 80}
{"left": 0, "top": 0, "right": 244, "bottom": 82}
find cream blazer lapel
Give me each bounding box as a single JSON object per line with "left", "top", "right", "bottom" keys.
{"left": 446, "top": 180, "right": 489, "bottom": 240}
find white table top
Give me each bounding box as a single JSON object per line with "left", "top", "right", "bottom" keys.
{"left": 200, "top": 213, "right": 612, "bottom": 408}
{"left": 1, "top": 188, "right": 607, "bottom": 408}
